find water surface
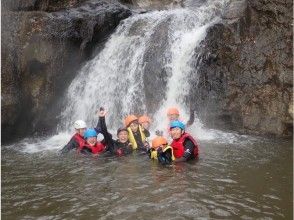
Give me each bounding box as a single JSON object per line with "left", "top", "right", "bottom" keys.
{"left": 2, "top": 137, "right": 292, "bottom": 219}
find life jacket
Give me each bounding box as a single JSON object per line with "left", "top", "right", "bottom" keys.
{"left": 127, "top": 126, "right": 146, "bottom": 150}
{"left": 73, "top": 133, "right": 86, "bottom": 147}
{"left": 171, "top": 132, "right": 199, "bottom": 158}
{"left": 78, "top": 142, "right": 106, "bottom": 154}
{"left": 150, "top": 145, "right": 175, "bottom": 161}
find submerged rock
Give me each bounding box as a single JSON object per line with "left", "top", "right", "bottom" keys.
{"left": 1, "top": 0, "right": 131, "bottom": 142}
{"left": 192, "top": 0, "right": 293, "bottom": 136}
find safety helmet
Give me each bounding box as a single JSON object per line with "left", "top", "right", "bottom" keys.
{"left": 170, "top": 120, "right": 185, "bottom": 130}
{"left": 124, "top": 115, "right": 138, "bottom": 127}
{"left": 84, "top": 129, "right": 97, "bottom": 139}
{"left": 167, "top": 107, "right": 180, "bottom": 116}
{"left": 152, "top": 136, "right": 168, "bottom": 149}
{"left": 138, "top": 115, "right": 151, "bottom": 124}
{"left": 74, "top": 120, "right": 87, "bottom": 129}
{"left": 117, "top": 127, "right": 128, "bottom": 135}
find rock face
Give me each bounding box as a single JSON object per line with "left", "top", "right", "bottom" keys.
{"left": 192, "top": 0, "right": 293, "bottom": 136}
{"left": 1, "top": 0, "right": 131, "bottom": 142}
{"left": 2, "top": 0, "right": 292, "bottom": 142}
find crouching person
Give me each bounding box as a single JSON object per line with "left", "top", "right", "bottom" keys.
{"left": 149, "top": 136, "right": 175, "bottom": 165}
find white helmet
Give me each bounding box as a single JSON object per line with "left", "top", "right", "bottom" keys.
{"left": 74, "top": 120, "right": 87, "bottom": 129}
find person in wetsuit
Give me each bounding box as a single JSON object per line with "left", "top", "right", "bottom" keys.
{"left": 169, "top": 120, "right": 199, "bottom": 162}
{"left": 60, "top": 115, "right": 103, "bottom": 154}
{"left": 97, "top": 108, "right": 133, "bottom": 156}
{"left": 60, "top": 120, "right": 88, "bottom": 154}
{"left": 124, "top": 115, "right": 150, "bottom": 152}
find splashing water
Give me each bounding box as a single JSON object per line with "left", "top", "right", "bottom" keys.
{"left": 59, "top": 1, "right": 226, "bottom": 134}
{"left": 6, "top": 0, "right": 261, "bottom": 153}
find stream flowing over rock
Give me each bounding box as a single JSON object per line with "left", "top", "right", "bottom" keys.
{"left": 1, "top": 0, "right": 293, "bottom": 142}
{"left": 1, "top": 0, "right": 131, "bottom": 142}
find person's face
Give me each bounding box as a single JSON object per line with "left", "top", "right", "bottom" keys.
{"left": 168, "top": 114, "right": 179, "bottom": 121}
{"left": 86, "top": 137, "right": 97, "bottom": 146}
{"left": 118, "top": 131, "right": 128, "bottom": 143}
{"left": 77, "top": 128, "right": 87, "bottom": 137}
{"left": 170, "top": 127, "right": 183, "bottom": 139}
{"left": 141, "top": 122, "right": 150, "bottom": 130}
{"left": 129, "top": 122, "right": 139, "bottom": 132}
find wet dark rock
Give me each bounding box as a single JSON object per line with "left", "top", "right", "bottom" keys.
{"left": 1, "top": 0, "right": 131, "bottom": 142}
{"left": 192, "top": 0, "right": 293, "bottom": 136}
{"left": 2, "top": 0, "right": 88, "bottom": 12}
{"left": 143, "top": 18, "right": 172, "bottom": 113}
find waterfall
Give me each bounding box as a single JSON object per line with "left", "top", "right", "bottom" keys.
{"left": 13, "top": 0, "right": 255, "bottom": 154}
{"left": 59, "top": 0, "right": 229, "bottom": 134}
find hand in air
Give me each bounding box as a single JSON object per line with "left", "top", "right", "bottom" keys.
{"left": 98, "top": 107, "right": 107, "bottom": 117}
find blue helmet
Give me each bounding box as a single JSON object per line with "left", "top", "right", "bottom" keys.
{"left": 84, "top": 129, "right": 97, "bottom": 139}
{"left": 170, "top": 120, "right": 185, "bottom": 130}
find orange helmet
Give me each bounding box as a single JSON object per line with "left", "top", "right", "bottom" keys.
{"left": 152, "top": 136, "right": 168, "bottom": 149}
{"left": 167, "top": 107, "right": 180, "bottom": 116}
{"left": 138, "top": 115, "right": 151, "bottom": 124}
{"left": 124, "top": 115, "right": 138, "bottom": 127}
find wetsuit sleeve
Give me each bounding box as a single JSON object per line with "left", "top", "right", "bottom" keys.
{"left": 60, "top": 137, "right": 79, "bottom": 154}
{"left": 98, "top": 116, "right": 115, "bottom": 152}
{"left": 143, "top": 129, "right": 150, "bottom": 137}
{"left": 182, "top": 138, "right": 195, "bottom": 159}
{"left": 95, "top": 117, "right": 102, "bottom": 135}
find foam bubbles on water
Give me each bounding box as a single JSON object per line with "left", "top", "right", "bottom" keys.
{"left": 4, "top": 132, "right": 71, "bottom": 154}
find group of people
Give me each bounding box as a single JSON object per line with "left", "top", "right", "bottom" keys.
{"left": 61, "top": 107, "right": 199, "bottom": 165}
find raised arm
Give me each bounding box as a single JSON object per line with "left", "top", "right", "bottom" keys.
{"left": 60, "top": 137, "right": 79, "bottom": 154}
{"left": 97, "top": 108, "right": 115, "bottom": 152}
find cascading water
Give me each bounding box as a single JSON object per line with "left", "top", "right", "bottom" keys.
{"left": 59, "top": 0, "right": 227, "bottom": 134}
{"left": 3, "top": 2, "right": 293, "bottom": 219}
{"left": 11, "top": 0, "right": 258, "bottom": 153}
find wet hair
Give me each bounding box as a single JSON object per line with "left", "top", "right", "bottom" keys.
{"left": 117, "top": 127, "right": 128, "bottom": 135}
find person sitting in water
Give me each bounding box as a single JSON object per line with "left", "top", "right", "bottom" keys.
{"left": 61, "top": 115, "right": 102, "bottom": 154}
{"left": 124, "top": 115, "right": 150, "bottom": 151}
{"left": 169, "top": 120, "right": 199, "bottom": 162}
{"left": 138, "top": 115, "right": 152, "bottom": 130}
{"left": 98, "top": 108, "right": 133, "bottom": 156}
{"left": 149, "top": 136, "right": 175, "bottom": 165}
{"left": 157, "top": 107, "right": 194, "bottom": 137}
{"left": 60, "top": 120, "right": 87, "bottom": 154}
{"left": 77, "top": 128, "right": 106, "bottom": 155}
{"left": 155, "top": 107, "right": 182, "bottom": 137}
{"left": 167, "top": 107, "right": 180, "bottom": 122}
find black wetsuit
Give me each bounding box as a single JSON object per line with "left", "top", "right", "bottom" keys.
{"left": 60, "top": 121, "right": 102, "bottom": 154}
{"left": 132, "top": 128, "right": 150, "bottom": 152}
{"left": 182, "top": 138, "right": 197, "bottom": 160}
{"left": 60, "top": 135, "right": 80, "bottom": 154}
{"left": 99, "top": 116, "right": 133, "bottom": 156}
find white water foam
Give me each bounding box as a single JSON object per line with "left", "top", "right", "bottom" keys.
{"left": 6, "top": 0, "right": 261, "bottom": 154}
